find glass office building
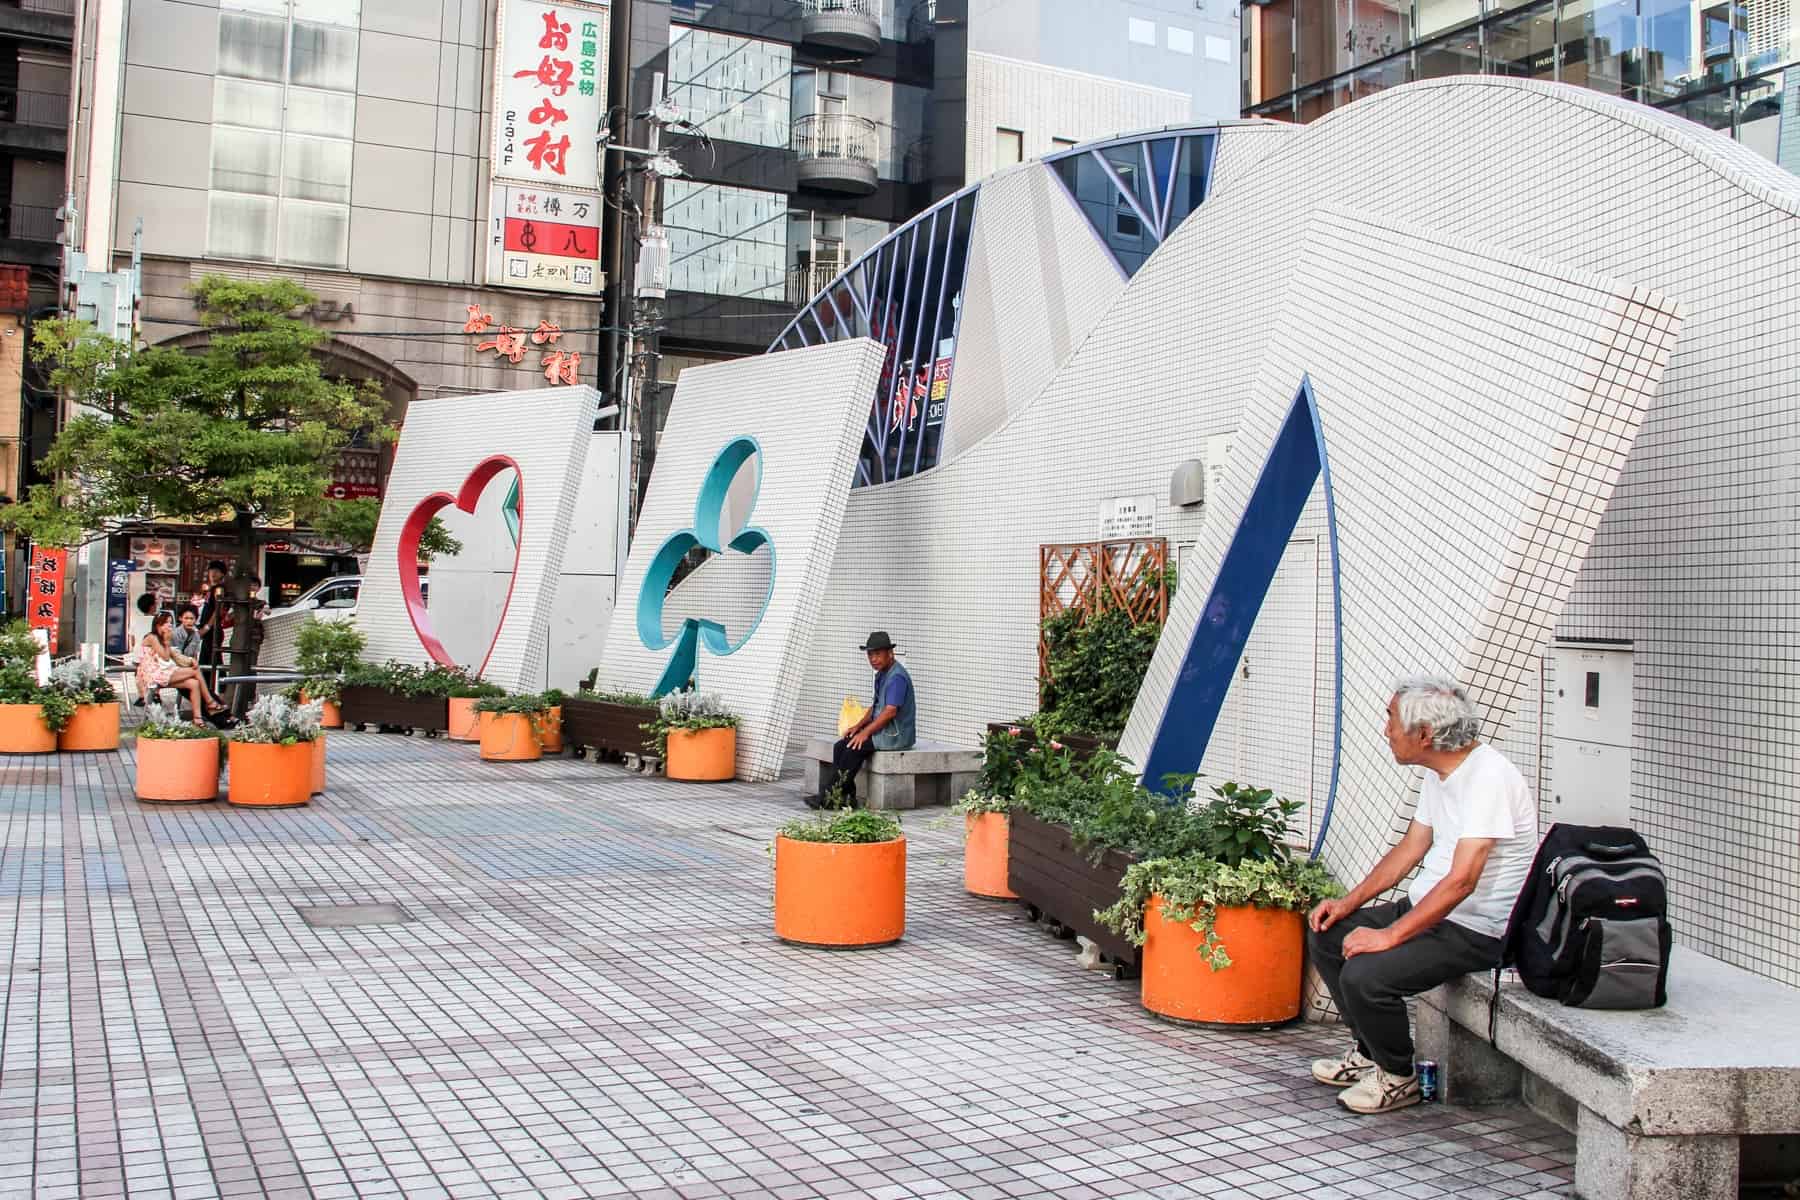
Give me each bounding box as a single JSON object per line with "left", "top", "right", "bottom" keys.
{"left": 1240, "top": 0, "right": 1800, "bottom": 172}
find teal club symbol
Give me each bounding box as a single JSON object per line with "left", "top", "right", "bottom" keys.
{"left": 636, "top": 437, "right": 775, "bottom": 697}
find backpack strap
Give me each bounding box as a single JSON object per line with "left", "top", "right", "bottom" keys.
{"left": 1488, "top": 965, "right": 1502, "bottom": 1044}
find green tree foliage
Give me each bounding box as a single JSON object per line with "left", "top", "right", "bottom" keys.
{"left": 1038, "top": 606, "right": 1162, "bottom": 740}
{"left": 1, "top": 276, "right": 393, "bottom": 560}
{"left": 309, "top": 495, "right": 462, "bottom": 561}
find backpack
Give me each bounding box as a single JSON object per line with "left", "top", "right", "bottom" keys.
{"left": 1497, "top": 822, "right": 1671, "bottom": 1012}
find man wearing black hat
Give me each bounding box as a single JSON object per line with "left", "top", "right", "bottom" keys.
{"left": 807, "top": 631, "right": 917, "bottom": 808}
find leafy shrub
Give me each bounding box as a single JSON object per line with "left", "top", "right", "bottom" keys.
{"left": 137, "top": 709, "right": 222, "bottom": 741}
{"left": 49, "top": 658, "right": 117, "bottom": 704}
{"left": 540, "top": 688, "right": 566, "bottom": 706}
{"left": 579, "top": 688, "right": 657, "bottom": 707}
{"left": 642, "top": 691, "right": 738, "bottom": 757}
{"left": 295, "top": 619, "right": 365, "bottom": 675}
{"left": 233, "top": 694, "right": 322, "bottom": 744}
{"left": 474, "top": 692, "right": 550, "bottom": 714}
{"left": 779, "top": 808, "right": 902, "bottom": 844}
{"left": 1014, "top": 750, "right": 1214, "bottom": 863}
{"left": 1097, "top": 855, "right": 1341, "bottom": 969}
{"left": 0, "top": 620, "right": 76, "bottom": 730}
{"left": 1038, "top": 607, "right": 1161, "bottom": 741}
{"left": 343, "top": 660, "right": 476, "bottom": 698}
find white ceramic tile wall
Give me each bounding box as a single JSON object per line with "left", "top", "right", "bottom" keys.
{"left": 595, "top": 340, "right": 887, "bottom": 782}
{"left": 964, "top": 53, "right": 1192, "bottom": 183}
{"left": 356, "top": 387, "right": 600, "bottom": 693}
{"left": 664, "top": 78, "right": 1800, "bottom": 984}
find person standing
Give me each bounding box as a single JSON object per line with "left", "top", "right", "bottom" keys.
{"left": 195, "top": 561, "right": 228, "bottom": 692}
{"left": 806, "top": 632, "right": 917, "bottom": 809}
{"left": 224, "top": 570, "right": 267, "bottom": 718}
{"left": 1305, "top": 676, "right": 1538, "bottom": 1115}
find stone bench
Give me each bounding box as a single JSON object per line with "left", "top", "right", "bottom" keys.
{"left": 1416, "top": 946, "right": 1800, "bottom": 1200}
{"left": 802, "top": 735, "right": 982, "bottom": 811}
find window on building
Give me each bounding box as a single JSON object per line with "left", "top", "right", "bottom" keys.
{"left": 662, "top": 180, "right": 788, "bottom": 299}
{"left": 1484, "top": 0, "right": 1557, "bottom": 79}
{"left": 1558, "top": 0, "right": 1639, "bottom": 97}
{"left": 208, "top": 0, "right": 358, "bottom": 268}
{"left": 1415, "top": 27, "right": 1483, "bottom": 78}
{"left": 1129, "top": 17, "right": 1157, "bottom": 44}
{"left": 1168, "top": 26, "right": 1195, "bottom": 54}
{"left": 1253, "top": 0, "right": 1297, "bottom": 104}
{"left": 1051, "top": 137, "right": 1078, "bottom": 151}
{"left": 1353, "top": 0, "right": 1409, "bottom": 64}
{"left": 668, "top": 25, "right": 793, "bottom": 148}
{"left": 1295, "top": 0, "right": 1353, "bottom": 88}
{"left": 1736, "top": 70, "right": 1799, "bottom": 173}
{"left": 1415, "top": 0, "right": 1480, "bottom": 40}
{"left": 995, "top": 127, "right": 1024, "bottom": 166}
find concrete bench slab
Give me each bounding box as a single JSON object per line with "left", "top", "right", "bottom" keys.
{"left": 1417, "top": 946, "right": 1800, "bottom": 1200}
{"left": 802, "top": 734, "right": 981, "bottom": 810}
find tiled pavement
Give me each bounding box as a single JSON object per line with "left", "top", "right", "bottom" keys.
{"left": 1, "top": 732, "right": 1576, "bottom": 1200}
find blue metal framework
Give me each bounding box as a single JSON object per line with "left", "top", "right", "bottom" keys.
{"left": 769, "top": 124, "right": 1226, "bottom": 488}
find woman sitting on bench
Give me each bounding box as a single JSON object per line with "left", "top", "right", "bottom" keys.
{"left": 137, "top": 612, "right": 227, "bottom": 725}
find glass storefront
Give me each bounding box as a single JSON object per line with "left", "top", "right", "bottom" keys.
{"left": 1244, "top": 0, "right": 1800, "bottom": 174}
{"left": 662, "top": 180, "right": 790, "bottom": 300}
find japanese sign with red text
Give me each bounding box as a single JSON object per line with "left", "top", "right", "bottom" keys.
{"left": 27, "top": 547, "right": 66, "bottom": 653}
{"left": 487, "top": 185, "right": 604, "bottom": 295}
{"left": 493, "top": 0, "right": 609, "bottom": 190}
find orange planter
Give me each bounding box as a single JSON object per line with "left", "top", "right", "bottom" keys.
{"left": 964, "top": 812, "right": 1017, "bottom": 899}
{"left": 479, "top": 711, "right": 543, "bottom": 761}
{"left": 310, "top": 734, "right": 327, "bottom": 795}
{"left": 134, "top": 736, "right": 220, "bottom": 802}
{"left": 774, "top": 835, "right": 906, "bottom": 948}
{"left": 226, "top": 741, "right": 313, "bottom": 808}
{"left": 538, "top": 706, "right": 563, "bottom": 754}
{"left": 0, "top": 703, "right": 56, "bottom": 754}
{"left": 665, "top": 726, "right": 735, "bottom": 781}
{"left": 1140, "top": 896, "right": 1305, "bottom": 1028}
{"left": 446, "top": 697, "right": 481, "bottom": 741}
{"left": 58, "top": 702, "right": 121, "bottom": 751}
{"left": 306, "top": 697, "right": 342, "bottom": 729}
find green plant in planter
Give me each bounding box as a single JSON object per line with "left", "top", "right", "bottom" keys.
{"left": 233, "top": 694, "right": 323, "bottom": 744}
{"left": 539, "top": 688, "right": 566, "bottom": 707}
{"left": 0, "top": 619, "right": 76, "bottom": 731}
{"left": 344, "top": 660, "right": 476, "bottom": 698}
{"left": 137, "top": 708, "right": 223, "bottom": 741}
{"left": 642, "top": 691, "right": 738, "bottom": 757}
{"left": 473, "top": 692, "right": 550, "bottom": 715}
{"left": 580, "top": 687, "right": 657, "bottom": 707}
{"left": 779, "top": 808, "right": 902, "bottom": 844}
{"left": 448, "top": 677, "right": 505, "bottom": 700}
{"left": 1012, "top": 749, "right": 1213, "bottom": 863}
{"left": 291, "top": 619, "right": 365, "bottom": 704}
{"left": 1038, "top": 606, "right": 1161, "bottom": 741}
{"left": 49, "top": 658, "right": 117, "bottom": 705}
{"left": 1094, "top": 779, "right": 1340, "bottom": 969}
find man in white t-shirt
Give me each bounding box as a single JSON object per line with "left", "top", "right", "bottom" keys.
{"left": 1305, "top": 676, "right": 1539, "bottom": 1114}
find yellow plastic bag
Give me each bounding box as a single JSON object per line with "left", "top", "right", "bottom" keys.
{"left": 837, "top": 697, "right": 868, "bottom": 736}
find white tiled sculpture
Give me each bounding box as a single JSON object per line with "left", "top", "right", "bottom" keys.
{"left": 596, "top": 341, "right": 887, "bottom": 782}
{"left": 356, "top": 387, "right": 600, "bottom": 693}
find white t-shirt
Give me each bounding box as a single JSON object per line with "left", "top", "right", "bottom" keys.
{"left": 1407, "top": 743, "right": 1538, "bottom": 940}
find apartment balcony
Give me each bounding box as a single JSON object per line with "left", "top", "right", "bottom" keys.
{"left": 0, "top": 0, "right": 74, "bottom": 45}
{"left": 796, "top": 0, "right": 881, "bottom": 56}
{"left": 0, "top": 202, "right": 62, "bottom": 266}
{"left": 0, "top": 87, "right": 69, "bottom": 159}
{"left": 793, "top": 113, "right": 879, "bottom": 195}
{"left": 787, "top": 260, "right": 846, "bottom": 306}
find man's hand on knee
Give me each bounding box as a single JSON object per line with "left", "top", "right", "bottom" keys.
{"left": 1341, "top": 925, "right": 1399, "bottom": 958}
{"left": 1309, "top": 896, "right": 1358, "bottom": 933}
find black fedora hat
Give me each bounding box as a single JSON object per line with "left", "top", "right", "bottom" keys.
{"left": 859, "top": 631, "right": 896, "bottom": 652}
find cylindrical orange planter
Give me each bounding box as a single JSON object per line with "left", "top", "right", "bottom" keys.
{"left": 134, "top": 737, "right": 220, "bottom": 803}
{"left": 58, "top": 702, "right": 121, "bottom": 751}
{"left": 538, "top": 706, "right": 563, "bottom": 754}
{"left": 479, "top": 711, "right": 543, "bottom": 761}
{"left": 307, "top": 697, "right": 342, "bottom": 729}
{"left": 1140, "top": 896, "right": 1305, "bottom": 1028}
{"left": 0, "top": 703, "right": 56, "bottom": 754}
{"left": 446, "top": 697, "right": 481, "bottom": 741}
{"left": 774, "top": 836, "right": 906, "bottom": 948}
{"left": 964, "top": 812, "right": 1017, "bottom": 899}
{"left": 226, "top": 741, "right": 313, "bottom": 808}
{"left": 665, "top": 727, "right": 735, "bottom": 781}
{"left": 310, "top": 734, "right": 327, "bottom": 795}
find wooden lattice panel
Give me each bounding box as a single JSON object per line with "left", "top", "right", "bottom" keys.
{"left": 1038, "top": 538, "right": 1169, "bottom": 687}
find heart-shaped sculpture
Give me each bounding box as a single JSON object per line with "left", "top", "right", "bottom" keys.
{"left": 636, "top": 437, "right": 775, "bottom": 696}
{"left": 398, "top": 455, "right": 522, "bottom": 676}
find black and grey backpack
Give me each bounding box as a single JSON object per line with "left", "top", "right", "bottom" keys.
{"left": 1498, "top": 822, "right": 1672, "bottom": 1011}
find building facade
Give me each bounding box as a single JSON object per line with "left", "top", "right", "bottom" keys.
{"left": 1240, "top": 0, "right": 1800, "bottom": 173}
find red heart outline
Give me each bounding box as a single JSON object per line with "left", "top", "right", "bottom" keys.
{"left": 398, "top": 455, "right": 522, "bottom": 676}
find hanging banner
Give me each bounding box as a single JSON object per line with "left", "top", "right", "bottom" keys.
{"left": 492, "top": 0, "right": 609, "bottom": 191}
{"left": 27, "top": 546, "right": 66, "bottom": 653}
{"left": 486, "top": 185, "right": 605, "bottom": 294}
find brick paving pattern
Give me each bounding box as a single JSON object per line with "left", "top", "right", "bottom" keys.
{"left": 2, "top": 733, "right": 1576, "bottom": 1199}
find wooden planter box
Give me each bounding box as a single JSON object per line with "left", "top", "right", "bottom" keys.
{"left": 1007, "top": 810, "right": 1140, "bottom": 975}
{"left": 339, "top": 686, "right": 448, "bottom": 733}
{"left": 985, "top": 722, "right": 1113, "bottom": 762}
{"left": 560, "top": 697, "right": 656, "bottom": 758}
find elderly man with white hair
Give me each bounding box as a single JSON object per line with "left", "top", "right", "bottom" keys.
{"left": 1306, "top": 676, "right": 1539, "bottom": 1114}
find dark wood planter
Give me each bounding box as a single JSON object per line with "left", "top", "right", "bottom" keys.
{"left": 1007, "top": 810, "right": 1140, "bottom": 974}
{"left": 339, "top": 686, "right": 448, "bottom": 733}
{"left": 985, "top": 723, "right": 1113, "bottom": 762}
{"left": 561, "top": 697, "right": 657, "bottom": 758}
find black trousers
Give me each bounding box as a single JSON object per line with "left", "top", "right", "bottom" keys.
{"left": 828, "top": 736, "right": 876, "bottom": 803}
{"left": 1307, "top": 899, "right": 1502, "bottom": 1075}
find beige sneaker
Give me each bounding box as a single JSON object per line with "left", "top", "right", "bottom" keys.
{"left": 1338, "top": 1066, "right": 1421, "bottom": 1114}
{"left": 1310, "top": 1045, "right": 1376, "bottom": 1087}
